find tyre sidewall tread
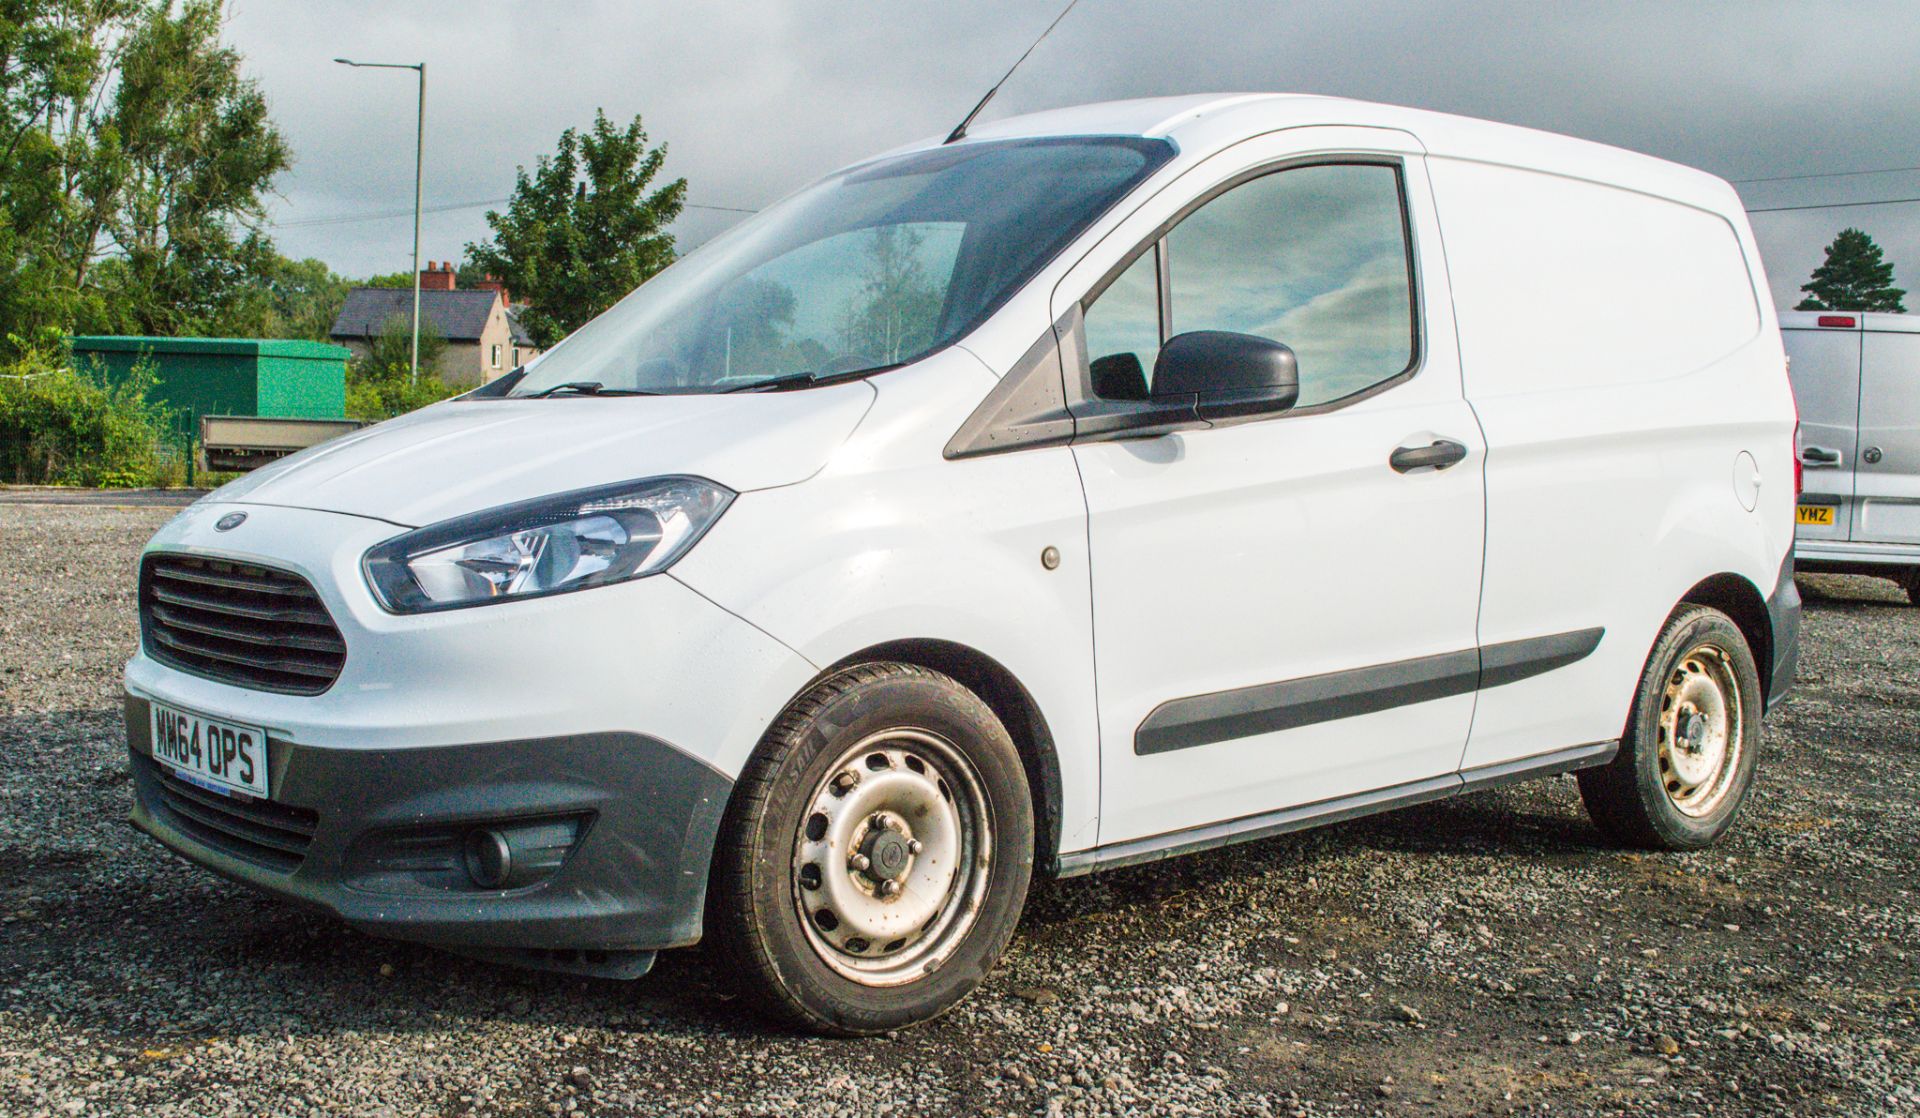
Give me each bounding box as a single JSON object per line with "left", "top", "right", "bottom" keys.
{"left": 1580, "top": 605, "right": 1763, "bottom": 850}
{"left": 709, "top": 662, "right": 1033, "bottom": 1036}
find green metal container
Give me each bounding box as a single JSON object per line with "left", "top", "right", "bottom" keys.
{"left": 69, "top": 336, "right": 349, "bottom": 421}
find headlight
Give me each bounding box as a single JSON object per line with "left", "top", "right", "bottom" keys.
{"left": 363, "top": 476, "right": 734, "bottom": 613}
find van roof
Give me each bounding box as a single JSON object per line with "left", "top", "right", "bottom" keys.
{"left": 1777, "top": 309, "right": 1920, "bottom": 333}
{"left": 891, "top": 93, "right": 1741, "bottom": 217}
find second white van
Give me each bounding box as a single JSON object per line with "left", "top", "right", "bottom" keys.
{"left": 123, "top": 94, "right": 1798, "bottom": 1034}
{"left": 1784, "top": 309, "right": 1920, "bottom": 603}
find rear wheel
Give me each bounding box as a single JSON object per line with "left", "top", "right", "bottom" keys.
{"left": 1578, "top": 605, "right": 1762, "bottom": 849}
{"left": 707, "top": 663, "right": 1033, "bottom": 1035}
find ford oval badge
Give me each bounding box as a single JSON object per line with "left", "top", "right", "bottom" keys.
{"left": 214, "top": 511, "right": 247, "bottom": 532}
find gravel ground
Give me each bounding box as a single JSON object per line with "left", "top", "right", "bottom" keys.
{"left": 0, "top": 487, "right": 205, "bottom": 508}
{"left": 1, "top": 503, "right": 1916, "bottom": 1118}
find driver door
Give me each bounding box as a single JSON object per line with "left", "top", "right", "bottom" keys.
{"left": 1061, "top": 138, "right": 1489, "bottom": 846}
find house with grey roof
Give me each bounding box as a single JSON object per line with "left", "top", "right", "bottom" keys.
{"left": 328, "top": 262, "right": 541, "bottom": 387}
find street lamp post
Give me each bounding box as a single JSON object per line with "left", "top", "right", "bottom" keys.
{"left": 335, "top": 57, "right": 426, "bottom": 384}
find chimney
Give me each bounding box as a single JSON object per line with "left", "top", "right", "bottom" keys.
{"left": 474, "top": 272, "right": 511, "bottom": 306}
{"left": 419, "top": 260, "right": 455, "bottom": 291}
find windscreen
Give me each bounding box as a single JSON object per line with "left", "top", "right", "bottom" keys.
{"left": 509, "top": 137, "right": 1173, "bottom": 395}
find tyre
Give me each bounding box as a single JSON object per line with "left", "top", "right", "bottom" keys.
{"left": 1578, "top": 605, "right": 1763, "bottom": 850}
{"left": 706, "top": 662, "right": 1034, "bottom": 1035}
{"left": 1897, "top": 566, "right": 1920, "bottom": 607}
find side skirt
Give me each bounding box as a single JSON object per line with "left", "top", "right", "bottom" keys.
{"left": 1052, "top": 740, "right": 1618, "bottom": 877}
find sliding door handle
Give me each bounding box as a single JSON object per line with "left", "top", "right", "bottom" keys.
{"left": 1390, "top": 438, "right": 1468, "bottom": 473}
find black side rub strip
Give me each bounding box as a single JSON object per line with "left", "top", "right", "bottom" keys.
{"left": 1135, "top": 627, "right": 1604, "bottom": 756}
{"left": 1135, "top": 649, "right": 1478, "bottom": 756}
{"left": 1479, "top": 627, "right": 1605, "bottom": 688}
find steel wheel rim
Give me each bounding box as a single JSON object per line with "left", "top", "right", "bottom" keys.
{"left": 790, "top": 728, "right": 991, "bottom": 986}
{"left": 1656, "top": 642, "right": 1744, "bottom": 817}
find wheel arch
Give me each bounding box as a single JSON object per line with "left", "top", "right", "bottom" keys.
{"left": 1678, "top": 572, "right": 1773, "bottom": 705}
{"left": 815, "top": 639, "right": 1066, "bottom": 877}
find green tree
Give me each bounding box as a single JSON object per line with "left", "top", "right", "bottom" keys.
{"left": 362, "top": 269, "right": 415, "bottom": 289}
{"left": 465, "top": 109, "right": 686, "bottom": 348}
{"left": 454, "top": 259, "right": 492, "bottom": 289}
{"left": 0, "top": 0, "right": 120, "bottom": 346}
{"left": 211, "top": 254, "right": 352, "bottom": 340}
{"left": 0, "top": 0, "right": 288, "bottom": 348}
{"left": 1796, "top": 227, "right": 1907, "bottom": 312}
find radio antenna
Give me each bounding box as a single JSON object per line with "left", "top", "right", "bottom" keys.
{"left": 944, "top": 0, "right": 1083, "bottom": 144}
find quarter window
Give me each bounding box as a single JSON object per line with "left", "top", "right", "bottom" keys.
{"left": 1084, "top": 162, "right": 1417, "bottom": 409}
{"left": 1081, "top": 246, "right": 1160, "bottom": 400}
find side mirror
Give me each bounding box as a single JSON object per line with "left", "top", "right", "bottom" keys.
{"left": 1151, "top": 330, "right": 1299, "bottom": 420}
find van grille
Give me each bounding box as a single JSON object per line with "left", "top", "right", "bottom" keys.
{"left": 136, "top": 755, "right": 319, "bottom": 873}
{"left": 139, "top": 553, "right": 346, "bottom": 694}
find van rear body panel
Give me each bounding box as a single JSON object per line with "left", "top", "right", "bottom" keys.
{"left": 1424, "top": 150, "right": 1791, "bottom": 771}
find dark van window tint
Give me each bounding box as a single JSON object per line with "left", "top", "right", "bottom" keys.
{"left": 1167, "top": 164, "right": 1414, "bottom": 408}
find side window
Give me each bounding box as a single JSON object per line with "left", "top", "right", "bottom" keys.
{"left": 1084, "top": 162, "right": 1417, "bottom": 409}
{"left": 1082, "top": 247, "right": 1160, "bottom": 400}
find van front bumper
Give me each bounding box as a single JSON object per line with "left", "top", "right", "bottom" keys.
{"left": 120, "top": 501, "right": 820, "bottom": 973}
{"left": 126, "top": 694, "right": 730, "bottom": 971}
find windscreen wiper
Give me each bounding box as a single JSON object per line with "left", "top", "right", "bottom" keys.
{"left": 722, "top": 366, "right": 894, "bottom": 393}
{"left": 521, "top": 381, "right": 656, "bottom": 398}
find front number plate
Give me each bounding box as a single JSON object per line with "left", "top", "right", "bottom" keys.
{"left": 149, "top": 702, "right": 269, "bottom": 798}
{"left": 1796, "top": 505, "right": 1836, "bottom": 526}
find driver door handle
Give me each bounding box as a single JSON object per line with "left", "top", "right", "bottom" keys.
{"left": 1390, "top": 438, "right": 1468, "bottom": 473}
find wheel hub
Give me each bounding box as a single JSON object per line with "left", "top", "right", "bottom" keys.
{"left": 1678, "top": 710, "right": 1707, "bottom": 753}
{"left": 861, "top": 821, "right": 915, "bottom": 882}
{"left": 790, "top": 729, "right": 991, "bottom": 986}
{"left": 1656, "top": 643, "right": 1744, "bottom": 816}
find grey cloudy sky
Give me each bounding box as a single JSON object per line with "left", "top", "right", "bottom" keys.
{"left": 230, "top": 1, "right": 1920, "bottom": 312}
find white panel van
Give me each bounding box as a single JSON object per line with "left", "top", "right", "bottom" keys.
{"left": 123, "top": 95, "right": 1800, "bottom": 1034}
{"left": 1782, "top": 309, "right": 1920, "bottom": 602}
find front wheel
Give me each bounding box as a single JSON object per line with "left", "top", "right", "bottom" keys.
{"left": 1579, "top": 605, "right": 1763, "bottom": 849}
{"left": 706, "top": 663, "right": 1033, "bottom": 1035}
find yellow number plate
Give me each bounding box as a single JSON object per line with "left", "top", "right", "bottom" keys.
{"left": 1796, "top": 505, "right": 1836, "bottom": 526}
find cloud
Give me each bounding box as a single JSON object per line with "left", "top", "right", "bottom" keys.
{"left": 229, "top": 0, "right": 1920, "bottom": 309}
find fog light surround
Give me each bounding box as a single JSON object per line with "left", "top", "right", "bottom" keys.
{"left": 460, "top": 816, "right": 586, "bottom": 891}
{"left": 345, "top": 813, "right": 590, "bottom": 896}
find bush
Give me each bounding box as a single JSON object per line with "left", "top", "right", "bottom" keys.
{"left": 345, "top": 358, "right": 463, "bottom": 421}
{"left": 0, "top": 353, "right": 187, "bottom": 487}
{"left": 344, "top": 314, "right": 463, "bottom": 421}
